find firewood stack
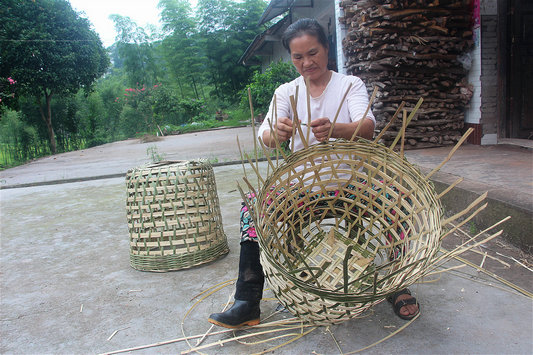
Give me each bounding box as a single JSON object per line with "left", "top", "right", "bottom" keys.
{"left": 340, "top": 0, "right": 474, "bottom": 148}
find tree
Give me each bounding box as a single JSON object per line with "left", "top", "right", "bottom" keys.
{"left": 159, "top": 0, "right": 207, "bottom": 100}
{"left": 0, "top": 0, "right": 109, "bottom": 154}
{"left": 196, "top": 0, "right": 267, "bottom": 101}
{"left": 110, "top": 15, "right": 162, "bottom": 88}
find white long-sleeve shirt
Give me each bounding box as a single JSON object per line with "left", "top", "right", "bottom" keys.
{"left": 258, "top": 71, "right": 375, "bottom": 152}
{"left": 257, "top": 71, "right": 376, "bottom": 190}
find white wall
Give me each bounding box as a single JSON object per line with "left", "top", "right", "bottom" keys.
{"left": 335, "top": 0, "right": 347, "bottom": 74}
{"left": 465, "top": 27, "right": 482, "bottom": 124}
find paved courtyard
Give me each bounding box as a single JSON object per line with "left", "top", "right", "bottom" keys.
{"left": 1, "top": 127, "right": 532, "bottom": 354}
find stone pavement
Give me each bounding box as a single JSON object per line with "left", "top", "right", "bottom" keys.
{"left": 1, "top": 127, "right": 532, "bottom": 354}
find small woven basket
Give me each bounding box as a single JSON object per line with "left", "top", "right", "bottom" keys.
{"left": 251, "top": 140, "right": 443, "bottom": 324}
{"left": 126, "top": 160, "right": 229, "bottom": 271}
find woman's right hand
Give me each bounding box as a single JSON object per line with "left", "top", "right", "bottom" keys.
{"left": 263, "top": 117, "right": 293, "bottom": 147}
{"left": 275, "top": 117, "right": 294, "bottom": 142}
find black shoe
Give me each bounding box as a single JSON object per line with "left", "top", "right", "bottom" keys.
{"left": 208, "top": 300, "right": 260, "bottom": 328}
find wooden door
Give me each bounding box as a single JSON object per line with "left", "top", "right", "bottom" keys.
{"left": 509, "top": 0, "right": 533, "bottom": 138}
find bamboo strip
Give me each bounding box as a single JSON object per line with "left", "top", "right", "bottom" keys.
{"left": 436, "top": 177, "right": 464, "bottom": 199}
{"left": 350, "top": 86, "right": 378, "bottom": 141}
{"left": 236, "top": 136, "right": 248, "bottom": 181}
{"left": 343, "top": 313, "right": 420, "bottom": 354}
{"left": 388, "top": 98, "right": 423, "bottom": 150}
{"left": 290, "top": 95, "right": 309, "bottom": 149}
{"left": 248, "top": 88, "right": 260, "bottom": 187}
{"left": 372, "top": 101, "right": 405, "bottom": 143}
{"left": 425, "top": 127, "right": 474, "bottom": 180}
{"left": 305, "top": 77, "right": 311, "bottom": 143}
{"left": 327, "top": 82, "right": 353, "bottom": 141}
{"left": 181, "top": 325, "right": 318, "bottom": 354}
{"left": 450, "top": 254, "right": 533, "bottom": 299}
{"left": 441, "top": 192, "right": 488, "bottom": 227}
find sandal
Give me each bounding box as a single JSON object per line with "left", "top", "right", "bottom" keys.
{"left": 387, "top": 288, "right": 420, "bottom": 320}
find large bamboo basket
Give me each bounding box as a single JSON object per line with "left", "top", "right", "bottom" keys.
{"left": 126, "top": 160, "right": 229, "bottom": 271}
{"left": 251, "top": 140, "right": 442, "bottom": 324}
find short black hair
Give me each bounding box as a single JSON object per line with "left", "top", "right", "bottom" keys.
{"left": 281, "top": 18, "right": 328, "bottom": 53}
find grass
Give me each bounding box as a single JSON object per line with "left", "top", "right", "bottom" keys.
{"left": 147, "top": 145, "right": 166, "bottom": 163}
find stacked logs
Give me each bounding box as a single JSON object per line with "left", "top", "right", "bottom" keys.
{"left": 340, "top": 0, "right": 474, "bottom": 148}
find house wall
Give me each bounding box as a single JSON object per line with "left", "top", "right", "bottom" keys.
{"left": 291, "top": 2, "right": 334, "bottom": 31}
{"left": 260, "top": 44, "right": 291, "bottom": 72}
{"left": 480, "top": 0, "right": 499, "bottom": 144}
{"left": 465, "top": 38, "right": 482, "bottom": 126}
{"left": 465, "top": 0, "right": 482, "bottom": 144}
{"left": 335, "top": 0, "right": 347, "bottom": 74}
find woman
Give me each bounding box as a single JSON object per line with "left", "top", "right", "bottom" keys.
{"left": 208, "top": 18, "right": 419, "bottom": 329}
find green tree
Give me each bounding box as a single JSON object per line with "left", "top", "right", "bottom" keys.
{"left": 0, "top": 110, "right": 41, "bottom": 165}
{"left": 75, "top": 90, "right": 107, "bottom": 147}
{"left": 0, "top": 0, "right": 109, "bottom": 154}
{"left": 159, "top": 0, "right": 206, "bottom": 100}
{"left": 196, "top": 0, "right": 266, "bottom": 101}
{"left": 110, "top": 15, "right": 161, "bottom": 87}
{"left": 95, "top": 73, "right": 126, "bottom": 141}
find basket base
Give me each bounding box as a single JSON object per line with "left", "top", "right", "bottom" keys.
{"left": 130, "top": 240, "right": 229, "bottom": 272}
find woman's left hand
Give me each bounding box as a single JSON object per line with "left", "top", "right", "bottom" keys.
{"left": 309, "top": 118, "right": 331, "bottom": 142}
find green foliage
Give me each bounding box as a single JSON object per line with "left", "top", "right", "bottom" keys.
{"left": 110, "top": 15, "right": 161, "bottom": 87}
{"left": 177, "top": 98, "right": 208, "bottom": 122}
{"left": 146, "top": 145, "right": 166, "bottom": 163}
{"left": 119, "top": 105, "right": 145, "bottom": 137}
{"left": 469, "top": 221, "right": 478, "bottom": 235}
{"left": 0, "top": 110, "right": 48, "bottom": 168}
{"left": 242, "top": 61, "right": 299, "bottom": 114}
{"left": 196, "top": 0, "right": 267, "bottom": 101}
{"left": 94, "top": 71, "right": 127, "bottom": 141}
{"left": 1, "top": 0, "right": 109, "bottom": 98}
{"left": 151, "top": 85, "right": 183, "bottom": 125}
{"left": 159, "top": 0, "right": 206, "bottom": 100}
{"left": 1, "top": 0, "right": 271, "bottom": 166}
{"left": 0, "top": 0, "right": 109, "bottom": 153}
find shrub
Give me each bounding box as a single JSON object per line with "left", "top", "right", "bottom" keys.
{"left": 0, "top": 110, "right": 44, "bottom": 166}
{"left": 178, "top": 98, "right": 207, "bottom": 123}
{"left": 241, "top": 60, "right": 299, "bottom": 115}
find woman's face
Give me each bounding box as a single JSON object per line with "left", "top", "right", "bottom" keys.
{"left": 289, "top": 34, "right": 329, "bottom": 82}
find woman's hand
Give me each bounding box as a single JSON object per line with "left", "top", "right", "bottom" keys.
{"left": 263, "top": 117, "right": 293, "bottom": 147}
{"left": 309, "top": 118, "right": 331, "bottom": 142}
{"left": 310, "top": 118, "right": 375, "bottom": 141}
{"left": 275, "top": 117, "right": 294, "bottom": 142}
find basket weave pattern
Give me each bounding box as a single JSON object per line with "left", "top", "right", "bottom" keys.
{"left": 126, "top": 160, "right": 229, "bottom": 271}
{"left": 252, "top": 140, "right": 442, "bottom": 324}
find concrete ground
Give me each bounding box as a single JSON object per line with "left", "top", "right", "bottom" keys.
{"left": 1, "top": 127, "right": 532, "bottom": 354}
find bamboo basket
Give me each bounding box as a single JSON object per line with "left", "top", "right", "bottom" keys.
{"left": 126, "top": 160, "right": 229, "bottom": 271}
{"left": 237, "top": 90, "right": 505, "bottom": 325}
{"left": 249, "top": 140, "right": 442, "bottom": 324}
